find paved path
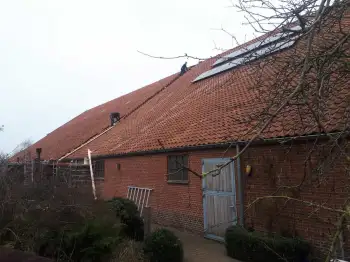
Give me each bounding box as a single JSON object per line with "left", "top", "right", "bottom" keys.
{"left": 152, "top": 225, "right": 239, "bottom": 262}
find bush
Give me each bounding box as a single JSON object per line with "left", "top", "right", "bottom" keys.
{"left": 36, "top": 217, "right": 121, "bottom": 262}
{"left": 143, "top": 228, "right": 183, "bottom": 262}
{"left": 111, "top": 240, "right": 145, "bottom": 262}
{"left": 108, "top": 197, "right": 144, "bottom": 241}
{"left": 0, "top": 186, "right": 122, "bottom": 262}
{"left": 225, "top": 225, "right": 310, "bottom": 262}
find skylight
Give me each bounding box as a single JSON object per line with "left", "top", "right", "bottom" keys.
{"left": 193, "top": 26, "right": 300, "bottom": 82}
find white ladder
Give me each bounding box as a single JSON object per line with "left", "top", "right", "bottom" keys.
{"left": 126, "top": 186, "right": 152, "bottom": 216}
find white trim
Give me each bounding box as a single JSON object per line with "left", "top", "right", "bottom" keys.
{"left": 88, "top": 149, "right": 97, "bottom": 200}
{"left": 58, "top": 125, "right": 115, "bottom": 161}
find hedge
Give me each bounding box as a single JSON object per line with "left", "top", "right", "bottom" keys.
{"left": 108, "top": 197, "right": 144, "bottom": 241}
{"left": 1, "top": 198, "right": 122, "bottom": 262}
{"left": 36, "top": 217, "right": 121, "bottom": 262}
{"left": 144, "top": 228, "right": 184, "bottom": 262}
{"left": 225, "top": 226, "right": 310, "bottom": 262}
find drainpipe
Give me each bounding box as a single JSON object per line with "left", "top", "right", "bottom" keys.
{"left": 236, "top": 144, "right": 244, "bottom": 226}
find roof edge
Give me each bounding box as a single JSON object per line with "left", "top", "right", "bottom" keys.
{"left": 67, "top": 131, "right": 347, "bottom": 160}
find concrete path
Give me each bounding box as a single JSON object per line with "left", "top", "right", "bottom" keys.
{"left": 152, "top": 225, "right": 239, "bottom": 262}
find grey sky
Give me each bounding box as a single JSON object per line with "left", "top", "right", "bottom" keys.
{"left": 0, "top": 0, "right": 253, "bottom": 153}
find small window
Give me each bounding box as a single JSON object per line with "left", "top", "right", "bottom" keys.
{"left": 167, "top": 155, "right": 188, "bottom": 183}
{"left": 93, "top": 160, "right": 105, "bottom": 178}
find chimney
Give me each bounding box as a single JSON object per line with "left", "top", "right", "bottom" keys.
{"left": 36, "top": 148, "right": 42, "bottom": 161}
{"left": 110, "top": 112, "right": 120, "bottom": 126}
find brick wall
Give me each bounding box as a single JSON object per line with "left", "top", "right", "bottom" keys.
{"left": 103, "top": 142, "right": 350, "bottom": 255}
{"left": 103, "top": 150, "right": 238, "bottom": 234}
{"left": 242, "top": 142, "right": 350, "bottom": 257}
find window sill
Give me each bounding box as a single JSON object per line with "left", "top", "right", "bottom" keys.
{"left": 167, "top": 180, "right": 189, "bottom": 185}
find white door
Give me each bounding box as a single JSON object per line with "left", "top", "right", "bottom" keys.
{"left": 202, "top": 158, "right": 237, "bottom": 241}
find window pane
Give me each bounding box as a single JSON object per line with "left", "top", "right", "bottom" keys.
{"left": 167, "top": 155, "right": 188, "bottom": 182}
{"left": 173, "top": 172, "right": 181, "bottom": 181}
{"left": 93, "top": 160, "right": 104, "bottom": 178}
{"left": 167, "top": 156, "right": 172, "bottom": 174}
{"left": 177, "top": 158, "right": 181, "bottom": 169}
{"left": 183, "top": 155, "right": 188, "bottom": 181}
{"left": 176, "top": 156, "right": 183, "bottom": 181}
{"left": 168, "top": 156, "right": 177, "bottom": 180}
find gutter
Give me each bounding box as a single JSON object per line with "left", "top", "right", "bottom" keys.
{"left": 67, "top": 131, "right": 346, "bottom": 161}
{"left": 67, "top": 142, "right": 245, "bottom": 161}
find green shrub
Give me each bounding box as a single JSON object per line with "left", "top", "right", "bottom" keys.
{"left": 112, "top": 240, "right": 145, "bottom": 262}
{"left": 35, "top": 216, "right": 121, "bottom": 262}
{"left": 0, "top": 189, "right": 123, "bottom": 262}
{"left": 225, "top": 225, "right": 310, "bottom": 262}
{"left": 143, "top": 228, "right": 183, "bottom": 262}
{"left": 108, "top": 197, "right": 144, "bottom": 241}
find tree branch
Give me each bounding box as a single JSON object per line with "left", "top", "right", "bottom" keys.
{"left": 137, "top": 50, "right": 207, "bottom": 61}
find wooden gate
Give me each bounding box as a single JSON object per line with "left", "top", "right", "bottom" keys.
{"left": 202, "top": 158, "right": 237, "bottom": 241}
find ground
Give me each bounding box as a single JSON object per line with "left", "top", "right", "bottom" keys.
{"left": 0, "top": 248, "right": 52, "bottom": 262}
{"left": 152, "top": 225, "right": 238, "bottom": 262}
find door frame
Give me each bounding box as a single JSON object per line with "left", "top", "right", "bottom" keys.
{"left": 202, "top": 158, "right": 236, "bottom": 242}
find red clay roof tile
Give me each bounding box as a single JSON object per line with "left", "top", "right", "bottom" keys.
{"left": 15, "top": 74, "right": 177, "bottom": 160}
{"left": 18, "top": 21, "right": 350, "bottom": 160}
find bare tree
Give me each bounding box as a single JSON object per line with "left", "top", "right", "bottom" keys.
{"left": 0, "top": 139, "right": 33, "bottom": 176}
{"left": 201, "top": 1, "right": 350, "bottom": 261}
{"left": 10, "top": 139, "right": 32, "bottom": 156}
{"left": 0, "top": 123, "right": 32, "bottom": 163}
{"left": 144, "top": 0, "right": 350, "bottom": 260}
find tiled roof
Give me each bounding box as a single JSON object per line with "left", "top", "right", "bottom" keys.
{"left": 68, "top": 49, "right": 348, "bottom": 158}
{"left": 19, "top": 22, "right": 350, "bottom": 160}
{"left": 16, "top": 74, "right": 177, "bottom": 160}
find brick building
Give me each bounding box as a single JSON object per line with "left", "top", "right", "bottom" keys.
{"left": 15, "top": 17, "right": 350, "bottom": 255}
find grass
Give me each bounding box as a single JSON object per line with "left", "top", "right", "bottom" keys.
{"left": 111, "top": 240, "right": 146, "bottom": 262}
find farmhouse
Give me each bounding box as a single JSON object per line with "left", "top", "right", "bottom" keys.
{"left": 15, "top": 15, "right": 350, "bottom": 255}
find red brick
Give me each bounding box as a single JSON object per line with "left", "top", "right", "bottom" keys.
{"left": 102, "top": 142, "right": 350, "bottom": 255}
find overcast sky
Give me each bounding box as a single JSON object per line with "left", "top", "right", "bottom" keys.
{"left": 0, "top": 0, "right": 254, "bottom": 153}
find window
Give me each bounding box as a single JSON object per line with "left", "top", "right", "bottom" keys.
{"left": 193, "top": 26, "right": 300, "bottom": 82}
{"left": 93, "top": 160, "right": 105, "bottom": 178}
{"left": 167, "top": 155, "right": 188, "bottom": 183}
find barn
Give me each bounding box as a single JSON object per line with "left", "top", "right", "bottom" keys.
{"left": 14, "top": 17, "right": 350, "bottom": 256}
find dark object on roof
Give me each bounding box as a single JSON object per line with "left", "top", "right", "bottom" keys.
{"left": 110, "top": 112, "right": 121, "bottom": 126}
{"left": 15, "top": 17, "right": 350, "bottom": 161}
{"left": 180, "top": 62, "right": 188, "bottom": 76}
{"left": 36, "top": 148, "right": 42, "bottom": 160}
